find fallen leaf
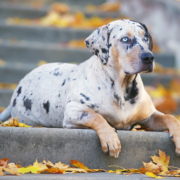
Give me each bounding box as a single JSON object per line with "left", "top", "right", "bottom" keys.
{"left": 143, "top": 161, "right": 163, "bottom": 174}
{"left": 18, "top": 167, "right": 40, "bottom": 174}
{"left": 50, "top": 3, "right": 70, "bottom": 14}
{"left": 0, "top": 117, "right": 32, "bottom": 127}
{"left": 71, "top": 160, "right": 88, "bottom": 170}
{"left": 145, "top": 172, "right": 164, "bottom": 178}
{"left": 151, "top": 150, "right": 170, "bottom": 172}
{"left": 0, "top": 158, "right": 10, "bottom": 168}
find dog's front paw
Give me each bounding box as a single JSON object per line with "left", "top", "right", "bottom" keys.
{"left": 169, "top": 130, "right": 180, "bottom": 156}
{"left": 97, "top": 127, "right": 121, "bottom": 158}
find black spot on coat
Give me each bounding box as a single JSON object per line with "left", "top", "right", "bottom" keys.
{"left": 125, "top": 75, "right": 139, "bottom": 104}
{"left": 43, "top": 101, "right": 50, "bottom": 114}
{"left": 102, "top": 48, "right": 108, "bottom": 54}
{"left": 95, "top": 49, "right": 99, "bottom": 55}
{"left": 80, "top": 93, "right": 90, "bottom": 101}
{"left": 80, "top": 99, "right": 85, "bottom": 104}
{"left": 13, "top": 98, "right": 16, "bottom": 107}
{"left": 17, "top": 87, "right": 22, "bottom": 96}
{"left": 80, "top": 112, "right": 88, "bottom": 120}
{"left": 62, "top": 79, "right": 66, "bottom": 86}
{"left": 24, "top": 98, "right": 32, "bottom": 111}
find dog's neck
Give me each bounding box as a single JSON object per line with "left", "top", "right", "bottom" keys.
{"left": 98, "top": 57, "right": 139, "bottom": 107}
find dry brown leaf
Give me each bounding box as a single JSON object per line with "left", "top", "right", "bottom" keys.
{"left": 50, "top": 3, "right": 70, "bottom": 14}
{"left": 0, "top": 83, "right": 17, "bottom": 90}
{"left": 143, "top": 161, "right": 163, "bottom": 174}
{"left": 0, "top": 158, "right": 10, "bottom": 168}
{"left": 155, "top": 95, "right": 178, "bottom": 114}
{"left": 98, "top": 2, "right": 121, "bottom": 12}
{"left": 151, "top": 150, "right": 170, "bottom": 172}
{"left": 0, "top": 117, "right": 32, "bottom": 127}
{"left": 86, "top": 2, "right": 121, "bottom": 12}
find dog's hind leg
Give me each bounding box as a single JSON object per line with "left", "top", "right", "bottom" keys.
{"left": 0, "top": 105, "right": 12, "bottom": 122}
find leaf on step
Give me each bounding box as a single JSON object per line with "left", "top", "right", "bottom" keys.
{"left": 0, "top": 117, "right": 32, "bottom": 127}
{"left": 18, "top": 166, "right": 40, "bottom": 174}
{"left": 151, "top": 149, "right": 170, "bottom": 172}
{"left": 143, "top": 161, "right": 163, "bottom": 174}
{"left": 0, "top": 158, "right": 10, "bottom": 168}
{"left": 71, "top": 160, "right": 88, "bottom": 170}
{"left": 145, "top": 172, "right": 164, "bottom": 178}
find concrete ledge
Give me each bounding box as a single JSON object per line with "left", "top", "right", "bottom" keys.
{"left": 0, "top": 127, "right": 179, "bottom": 169}
{"left": 0, "top": 24, "right": 92, "bottom": 43}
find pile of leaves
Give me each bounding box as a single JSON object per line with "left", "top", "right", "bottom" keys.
{"left": 109, "top": 150, "right": 180, "bottom": 178}
{"left": 0, "top": 150, "right": 180, "bottom": 177}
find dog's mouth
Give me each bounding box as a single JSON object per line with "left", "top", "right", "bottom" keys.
{"left": 124, "top": 62, "right": 154, "bottom": 75}
{"left": 142, "top": 62, "right": 154, "bottom": 73}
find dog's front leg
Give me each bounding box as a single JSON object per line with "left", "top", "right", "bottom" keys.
{"left": 63, "top": 102, "right": 121, "bottom": 158}
{"left": 140, "top": 110, "right": 180, "bottom": 155}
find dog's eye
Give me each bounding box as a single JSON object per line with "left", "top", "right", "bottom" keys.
{"left": 121, "top": 37, "right": 129, "bottom": 43}
{"left": 144, "top": 35, "right": 148, "bottom": 41}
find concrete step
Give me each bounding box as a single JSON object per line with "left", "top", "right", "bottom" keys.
{"left": 0, "top": 128, "right": 180, "bottom": 172}
{"left": 0, "top": 3, "right": 119, "bottom": 19}
{"left": 0, "top": 43, "right": 91, "bottom": 63}
{"left": 0, "top": 128, "right": 179, "bottom": 170}
{"left": 0, "top": 43, "right": 175, "bottom": 67}
{"left": 0, "top": 24, "right": 92, "bottom": 43}
{"left": 0, "top": 0, "right": 106, "bottom": 7}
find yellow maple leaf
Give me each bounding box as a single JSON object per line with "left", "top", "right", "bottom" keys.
{"left": 151, "top": 149, "right": 170, "bottom": 172}
{"left": 18, "top": 167, "right": 40, "bottom": 174}
{"left": 32, "top": 159, "right": 47, "bottom": 171}
{"left": 0, "top": 117, "right": 32, "bottom": 127}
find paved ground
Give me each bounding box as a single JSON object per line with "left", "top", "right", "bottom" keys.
{"left": 0, "top": 172, "right": 179, "bottom": 180}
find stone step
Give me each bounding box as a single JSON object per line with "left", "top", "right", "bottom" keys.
{"left": 0, "top": 43, "right": 175, "bottom": 67}
{"left": 0, "top": 3, "right": 119, "bottom": 19}
{"left": 0, "top": 43, "right": 91, "bottom": 63}
{"left": 0, "top": 0, "right": 106, "bottom": 7}
{"left": 0, "top": 128, "right": 179, "bottom": 170}
{"left": 0, "top": 24, "right": 92, "bottom": 43}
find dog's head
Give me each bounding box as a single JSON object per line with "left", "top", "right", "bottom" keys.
{"left": 85, "top": 19, "right": 154, "bottom": 74}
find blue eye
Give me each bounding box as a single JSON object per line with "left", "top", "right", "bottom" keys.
{"left": 122, "top": 37, "right": 129, "bottom": 42}
{"left": 144, "top": 35, "right": 148, "bottom": 41}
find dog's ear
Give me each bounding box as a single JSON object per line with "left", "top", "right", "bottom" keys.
{"left": 139, "top": 22, "right": 153, "bottom": 51}
{"left": 85, "top": 25, "right": 111, "bottom": 65}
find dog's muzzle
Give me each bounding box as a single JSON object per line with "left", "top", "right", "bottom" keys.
{"left": 140, "top": 52, "right": 154, "bottom": 73}
{"left": 141, "top": 52, "right": 154, "bottom": 64}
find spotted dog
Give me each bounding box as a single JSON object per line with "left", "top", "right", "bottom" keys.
{"left": 1, "top": 19, "right": 180, "bottom": 158}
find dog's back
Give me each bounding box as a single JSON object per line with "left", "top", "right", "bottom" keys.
{"left": 9, "top": 63, "right": 76, "bottom": 126}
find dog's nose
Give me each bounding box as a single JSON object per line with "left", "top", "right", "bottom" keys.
{"left": 141, "top": 53, "right": 154, "bottom": 64}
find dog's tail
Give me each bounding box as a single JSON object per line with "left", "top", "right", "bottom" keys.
{"left": 0, "top": 105, "right": 11, "bottom": 122}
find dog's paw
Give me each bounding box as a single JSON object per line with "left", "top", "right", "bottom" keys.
{"left": 169, "top": 130, "right": 180, "bottom": 156}
{"left": 97, "top": 128, "right": 121, "bottom": 158}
